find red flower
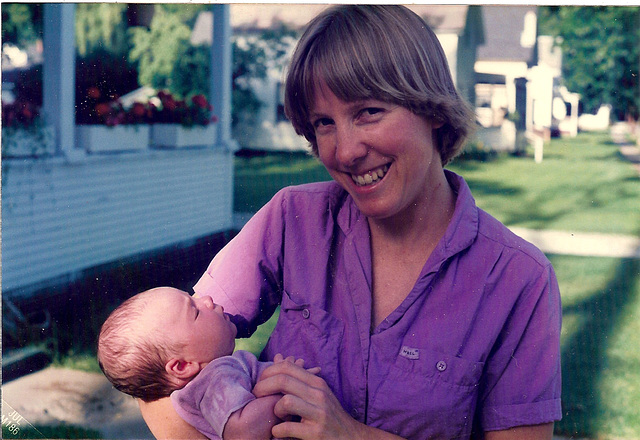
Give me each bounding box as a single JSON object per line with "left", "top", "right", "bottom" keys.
{"left": 88, "top": 87, "right": 101, "bottom": 99}
{"left": 95, "top": 103, "right": 112, "bottom": 117}
{"left": 191, "top": 94, "right": 209, "bottom": 109}
{"left": 131, "top": 102, "right": 147, "bottom": 118}
{"left": 21, "top": 107, "right": 33, "bottom": 119}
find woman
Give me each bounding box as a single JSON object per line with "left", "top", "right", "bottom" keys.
{"left": 139, "top": 5, "right": 561, "bottom": 439}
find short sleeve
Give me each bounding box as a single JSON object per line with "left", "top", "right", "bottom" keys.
{"left": 193, "top": 189, "right": 289, "bottom": 337}
{"left": 480, "top": 262, "right": 562, "bottom": 430}
{"left": 171, "top": 352, "right": 271, "bottom": 439}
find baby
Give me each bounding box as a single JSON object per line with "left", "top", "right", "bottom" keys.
{"left": 97, "top": 286, "right": 316, "bottom": 440}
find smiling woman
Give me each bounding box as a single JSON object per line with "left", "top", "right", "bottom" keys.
{"left": 139, "top": 6, "right": 562, "bottom": 440}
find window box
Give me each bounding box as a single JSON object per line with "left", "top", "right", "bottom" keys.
{"left": 151, "top": 124, "right": 217, "bottom": 148}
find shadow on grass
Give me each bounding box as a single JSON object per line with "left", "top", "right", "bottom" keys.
{"left": 556, "top": 257, "right": 640, "bottom": 437}
{"left": 234, "top": 152, "right": 331, "bottom": 212}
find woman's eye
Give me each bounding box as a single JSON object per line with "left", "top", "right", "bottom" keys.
{"left": 358, "top": 108, "right": 384, "bottom": 121}
{"left": 313, "top": 118, "right": 333, "bottom": 128}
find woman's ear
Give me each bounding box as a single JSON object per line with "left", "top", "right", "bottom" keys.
{"left": 165, "top": 358, "right": 201, "bottom": 383}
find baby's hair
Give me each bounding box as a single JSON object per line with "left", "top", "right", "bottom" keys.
{"left": 97, "top": 289, "right": 185, "bottom": 401}
{"left": 284, "top": 5, "right": 475, "bottom": 165}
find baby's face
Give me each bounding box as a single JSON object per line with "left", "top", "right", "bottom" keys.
{"left": 149, "top": 287, "right": 237, "bottom": 364}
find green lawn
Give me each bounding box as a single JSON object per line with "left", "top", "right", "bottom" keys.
{"left": 448, "top": 132, "right": 640, "bottom": 235}
{"left": 234, "top": 132, "right": 640, "bottom": 439}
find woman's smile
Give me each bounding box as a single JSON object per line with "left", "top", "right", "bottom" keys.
{"left": 350, "top": 164, "right": 390, "bottom": 186}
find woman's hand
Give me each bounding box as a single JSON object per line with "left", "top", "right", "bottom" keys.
{"left": 253, "top": 359, "right": 371, "bottom": 439}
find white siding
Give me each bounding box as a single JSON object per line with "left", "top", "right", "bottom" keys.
{"left": 2, "top": 149, "right": 234, "bottom": 296}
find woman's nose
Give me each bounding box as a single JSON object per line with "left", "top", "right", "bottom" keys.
{"left": 335, "top": 125, "right": 368, "bottom": 167}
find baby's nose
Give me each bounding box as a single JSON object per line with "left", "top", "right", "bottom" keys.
{"left": 202, "top": 296, "right": 214, "bottom": 309}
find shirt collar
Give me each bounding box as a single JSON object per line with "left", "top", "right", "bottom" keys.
{"left": 336, "top": 170, "right": 479, "bottom": 261}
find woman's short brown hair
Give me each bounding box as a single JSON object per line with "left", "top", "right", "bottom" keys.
{"left": 284, "top": 5, "right": 475, "bottom": 165}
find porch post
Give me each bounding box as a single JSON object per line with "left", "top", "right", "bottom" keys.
{"left": 210, "top": 4, "right": 238, "bottom": 151}
{"left": 43, "top": 4, "right": 82, "bottom": 160}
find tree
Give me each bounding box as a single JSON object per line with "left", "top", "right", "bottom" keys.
{"left": 1, "top": 4, "right": 42, "bottom": 48}
{"left": 538, "top": 6, "right": 640, "bottom": 120}
{"left": 128, "top": 7, "right": 193, "bottom": 91}
{"left": 232, "top": 24, "right": 298, "bottom": 126}
{"left": 75, "top": 4, "right": 129, "bottom": 58}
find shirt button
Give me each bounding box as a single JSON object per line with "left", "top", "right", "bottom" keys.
{"left": 302, "top": 308, "right": 310, "bottom": 319}
{"left": 436, "top": 360, "right": 447, "bottom": 372}
{"left": 352, "top": 408, "right": 359, "bottom": 417}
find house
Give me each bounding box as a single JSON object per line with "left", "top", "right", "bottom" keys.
{"left": 222, "top": 5, "right": 484, "bottom": 151}
{"left": 473, "top": 5, "right": 538, "bottom": 151}
{"left": 474, "top": 6, "right": 580, "bottom": 151}
{"left": 1, "top": 5, "right": 236, "bottom": 301}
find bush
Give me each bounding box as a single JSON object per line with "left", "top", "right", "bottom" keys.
{"left": 456, "top": 141, "right": 498, "bottom": 162}
{"left": 75, "top": 49, "right": 140, "bottom": 124}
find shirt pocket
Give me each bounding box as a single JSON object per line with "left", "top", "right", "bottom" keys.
{"left": 369, "top": 347, "right": 484, "bottom": 440}
{"left": 261, "top": 290, "right": 345, "bottom": 388}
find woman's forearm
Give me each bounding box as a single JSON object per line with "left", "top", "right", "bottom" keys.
{"left": 223, "top": 394, "right": 282, "bottom": 440}
{"left": 137, "top": 397, "right": 207, "bottom": 440}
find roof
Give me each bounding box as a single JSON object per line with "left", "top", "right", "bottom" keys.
{"left": 228, "top": 4, "right": 470, "bottom": 35}
{"left": 476, "top": 6, "right": 537, "bottom": 63}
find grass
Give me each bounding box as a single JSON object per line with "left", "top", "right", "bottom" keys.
{"left": 234, "top": 150, "right": 331, "bottom": 212}
{"left": 448, "top": 132, "right": 640, "bottom": 235}
{"left": 553, "top": 255, "right": 640, "bottom": 439}
{"left": 2, "top": 424, "right": 101, "bottom": 439}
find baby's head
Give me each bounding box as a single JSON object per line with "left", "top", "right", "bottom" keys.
{"left": 97, "top": 287, "right": 237, "bottom": 401}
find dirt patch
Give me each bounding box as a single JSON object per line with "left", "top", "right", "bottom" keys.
{"left": 2, "top": 367, "right": 153, "bottom": 439}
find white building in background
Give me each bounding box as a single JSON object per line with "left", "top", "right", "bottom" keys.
{"left": 473, "top": 6, "right": 581, "bottom": 153}
{"left": 221, "top": 4, "right": 484, "bottom": 151}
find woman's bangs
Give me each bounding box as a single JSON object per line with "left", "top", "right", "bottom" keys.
{"left": 308, "top": 32, "right": 379, "bottom": 105}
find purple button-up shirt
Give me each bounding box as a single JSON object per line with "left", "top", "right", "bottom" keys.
{"left": 194, "top": 171, "right": 562, "bottom": 439}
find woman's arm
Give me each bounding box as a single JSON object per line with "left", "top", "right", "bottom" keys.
{"left": 485, "top": 423, "right": 554, "bottom": 440}
{"left": 137, "top": 397, "right": 207, "bottom": 440}
{"left": 222, "top": 394, "right": 282, "bottom": 440}
{"left": 253, "top": 361, "right": 404, "bottom": 440}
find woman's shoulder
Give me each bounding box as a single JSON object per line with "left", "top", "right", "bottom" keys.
{"left": 277, "top": 180, "right": 346, "bottom": 200}
{"left": 273, "top": 181, "right": 352, "bottom": 215}
{"left": 476, "top": 209, "right": 551, "bottom": 269}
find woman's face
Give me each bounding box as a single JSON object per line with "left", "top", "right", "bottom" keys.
{"left": 310, "top": 83, "right": 444, "bottom": 222}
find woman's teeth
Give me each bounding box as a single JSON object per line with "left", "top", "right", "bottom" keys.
{"left": 352, "top": 165, "right": 389, "bottom": 186}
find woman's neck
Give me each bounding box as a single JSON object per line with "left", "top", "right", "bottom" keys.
{"left": 367, "top": 173, "right": 456, "bottom": 253}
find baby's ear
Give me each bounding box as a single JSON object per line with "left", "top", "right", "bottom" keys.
{"left": 165, "top": 358, "right": 200, "bottom": 383}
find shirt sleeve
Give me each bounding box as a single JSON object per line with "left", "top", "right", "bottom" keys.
{"left": 171, "top": 352, "right": 271, "bottom": 439}
{"left": 479, "top": 261, "right": 563, "bottom": 431}
{"left": 193, "top": 189, "right": 289, "bottom": 337}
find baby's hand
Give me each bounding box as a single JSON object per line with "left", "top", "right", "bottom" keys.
{"left": 273, "top": 353, "right": 321, "bottom": 375}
